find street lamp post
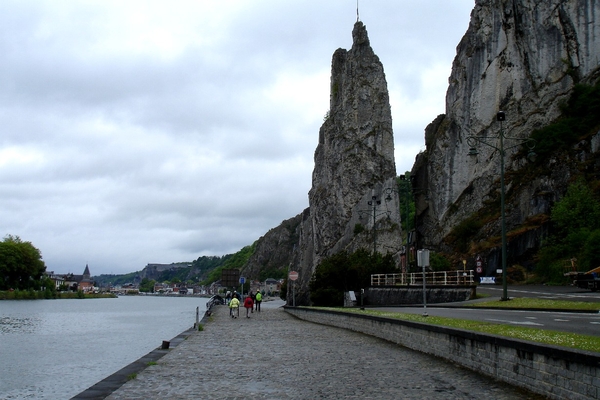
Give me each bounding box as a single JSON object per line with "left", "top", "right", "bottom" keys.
{"left": 467, "top": 111, "right": 536, "bottom": 301}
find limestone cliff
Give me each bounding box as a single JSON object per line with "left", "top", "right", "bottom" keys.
{"left": 241, "top": 213, "right": 302, "bottom": 279}
{"left": 290, "top": 22, "right": 401, "bottom": 305}
{"left": 413, "top": 0, "right": 600, "bottom": 272}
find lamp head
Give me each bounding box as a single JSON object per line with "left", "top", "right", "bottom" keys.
{"left": 497, "top": 111, "right": 506, "bottom": 121}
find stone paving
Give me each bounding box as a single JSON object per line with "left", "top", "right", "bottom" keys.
{"left": 105, "top": 300, "right": 544, "bottom": 399}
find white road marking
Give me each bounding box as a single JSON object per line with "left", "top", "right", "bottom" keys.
{"left": 554, "top": 319, "right": 569, "bottom": 322}
{"left": 486, "top": 318, "right": 543, "bottom": 326}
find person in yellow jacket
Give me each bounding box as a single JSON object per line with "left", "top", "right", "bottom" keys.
{"left": 255, "top": 291, "right": 262, "bottom": 312}
{"left": 229, "top": 296, "right": 240, "bottom": 318}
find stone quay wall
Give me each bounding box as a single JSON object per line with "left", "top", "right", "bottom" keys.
{"left": 364, "top": 286, "right": 475, "bottom": 306}
{"left": 285, "top": 306, "right": 600, "bottom": 400}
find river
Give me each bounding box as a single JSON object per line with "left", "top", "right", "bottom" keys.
{"left": 0, "top": 295, "right": 208, "bottom": 400}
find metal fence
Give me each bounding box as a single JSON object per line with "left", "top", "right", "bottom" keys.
{"left": 371, "top": 270, "right": 475, "bottom": 286}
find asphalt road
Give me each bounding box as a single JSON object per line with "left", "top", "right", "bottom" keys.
{"left": 371, "top": 285, "right": 600, "bottom": 337}
{"left": 477, "top": 284, "right": 600, "bottom": 302}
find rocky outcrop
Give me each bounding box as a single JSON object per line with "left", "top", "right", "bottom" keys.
{"left": 241, "top": 213, "right": 302, "bottom": 278}
{"left": 138, "top": 262, "right": 192, "bottom": 281}
{"left": 290, "top": 22, "right": 401, "bottom": 305}
{"left": 413, "top": 0, "right": 600, "bottom": 271}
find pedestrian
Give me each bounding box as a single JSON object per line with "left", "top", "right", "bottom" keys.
{"left": 225, "top": 291, "right": 231, "bottom": 305}
{"left": 255, "top": 290, "right": 262, "bottom": 312}
{"left": 249, "top": 291, "right": 255, "bottom": 313}
{"left": 243, "top": 295, "right": 254, "bottom": 318}
{"left": 229, "top": 296, "right": 240, "bottom": 318}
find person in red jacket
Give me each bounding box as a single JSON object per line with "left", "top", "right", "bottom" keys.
{"left": 243, "top": 295, "right": 254, "bottom": 318}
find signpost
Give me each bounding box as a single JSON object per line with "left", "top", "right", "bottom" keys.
{"left": 221, "top": 269, "right": 240, "bottom": 288}
{"left": 417, "top": 249, "right": 430, "bottom": 317}
{"left": 239, "top": 276, "right": 245, "bottom": 299}
{"left": 288, "top": 271, "right": 298, "bottom": 307}
{"left": 476, "top": 255, "right": 483, "bottom": 275}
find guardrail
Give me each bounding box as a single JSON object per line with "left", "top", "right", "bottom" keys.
{"left": 371, "top": 270, "right": 475, "bottom": 286}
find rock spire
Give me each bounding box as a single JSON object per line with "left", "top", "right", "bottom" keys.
{"left": 290, "top": 21, "right": 401, "bottom": 305}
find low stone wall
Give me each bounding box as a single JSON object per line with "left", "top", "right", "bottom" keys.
{"left": 285, "top": 307, "right": 600, "bottom": 400}
{"left": 365, "top": 286, "right": 475, "bottom": 305}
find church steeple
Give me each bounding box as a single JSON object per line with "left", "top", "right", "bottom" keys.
{"left": 83, "top": 264, "right": 90, "bottom": 279}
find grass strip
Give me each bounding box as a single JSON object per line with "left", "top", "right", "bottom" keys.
{"left": 321, "top": 307, "right": 600, "bottom": 353}
{"left": 469, "top": 297, "right": 600, "bottom": 311}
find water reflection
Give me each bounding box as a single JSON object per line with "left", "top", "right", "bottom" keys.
{"left": 0, "top": 315, "right": 40, "bottom": 334}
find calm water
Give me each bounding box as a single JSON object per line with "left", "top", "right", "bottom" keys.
{"left": 0, "top": 296, "right": 208, "bottom": 400}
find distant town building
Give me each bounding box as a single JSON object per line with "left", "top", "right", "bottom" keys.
{"left": 264, "top": 278, "right": 281, "bottom": 296}
{"left": 46, "top": 265, "right": 97, "bottom": 292}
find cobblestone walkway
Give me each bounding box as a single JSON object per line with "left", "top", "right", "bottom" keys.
{"left": 106, "top": 301, "right": 543, "bottom": 399}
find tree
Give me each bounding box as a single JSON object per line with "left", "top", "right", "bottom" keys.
{"left": 551, "top": 179, "right": 600, "bottom": 235}
{"left": 536, "top": 179, "right": 600, "bottom": 282}
{"left": 309, "top": 249, "right": 396, "bottom": 306}
{"left": 0, "top": 235, "right": 46, "bottom": 290}
{"left": 139, "top": 278, "right": 156, "bottom": 293}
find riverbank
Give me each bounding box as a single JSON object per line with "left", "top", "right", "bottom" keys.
{"left": 0, "top": 290, "right": 117, "bottom": 300}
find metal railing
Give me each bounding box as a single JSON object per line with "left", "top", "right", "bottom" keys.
{"left": 371, "top": 270, "right": 475, "bottom": 286}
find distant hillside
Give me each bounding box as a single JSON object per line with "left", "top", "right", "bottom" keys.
{"left": 241, "top": 214, "right": 302, "bottom": 281}
{"left": 93, "top": 255, "right": 233, "bottom": 287}
{"left": 93, "top": 215, "right": 302, "bottom": 287}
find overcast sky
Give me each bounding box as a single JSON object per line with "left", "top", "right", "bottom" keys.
{"left": 1, "top": 1, "right": 474, "bottom": 276}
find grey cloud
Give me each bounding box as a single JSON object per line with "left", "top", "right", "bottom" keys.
{"left": 0, "top": 1, "right": 474, "bottom": 274}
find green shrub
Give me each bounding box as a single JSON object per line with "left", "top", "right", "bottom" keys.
{"left": 353, "top": 223, "right": 365, "bottom": 235}
{"left": 536, "top": 179, "right": 600, "bottom": 281}
{"left": 580, "top": 229, "right": 600, "bottom": 270}
{"left": 429, "top": 252, "right": 452, "bottom": 272}
{"left": 529, "top": 81, "right": 600, "bottom": 162}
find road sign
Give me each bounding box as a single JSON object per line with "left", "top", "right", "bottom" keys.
{"left": 221, "top": 269, "right": 240, "bottom": 287}
{"left": 239, "top": 276, "right": 245, "bottom": 284}
{"left": 288, "top": 271, "right": 299, "bottom": 281}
